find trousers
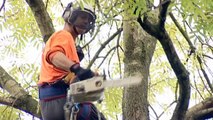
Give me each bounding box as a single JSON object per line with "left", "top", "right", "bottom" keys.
{"left": 40, "top": 97, "right": 66, "bottom": 120}
{"left": 39, "top": 80, "right": 106, "bottom": 120}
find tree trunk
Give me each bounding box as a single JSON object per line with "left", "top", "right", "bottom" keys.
{"left": 122, "top": 18, "right": 157, "bottom": 119}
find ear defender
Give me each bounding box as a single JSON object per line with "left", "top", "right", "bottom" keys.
{"left": 62, "top": 2, "right": 96, "bottom": 34}
{"left": 62, "top": 2, "right": 73, "bottom": 22}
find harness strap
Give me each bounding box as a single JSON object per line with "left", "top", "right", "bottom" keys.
{"left": 71, "top": 104, "right": 79, "bottom": 120}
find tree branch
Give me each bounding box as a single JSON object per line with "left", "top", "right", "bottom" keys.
{"left": 137, "top": 0, "right": 191, "bottom": 119}
{"left": 197, "top": 55, "right": 213, "bottom": 92}
{"left": 0, "top": 0, "right": 56, "bottom": 118}
{"left": 185, "top": 97, "right": 213, "bottom": 119}
{"left": 137, "top": 13, "right": 159, "bottom": 38}
{"left": 97, "top": 45, "right": 120, "bottom": 68}
{"left": 0, "top": 96, "right": 15, "bottom": 106}
{"left": 159, "top": 0, "right": 171, "bottom": 28}
{"left": 0, "top": 66, "right": 41, "bottom": 118}
{"left": 169, "top": 12, "right": 196, "bottom": 53}
{"left": 87, "top": 28, "right": 123, "bottom": 69}
{"left": 25, "top": 0, "right": 55, "bottom": 43}
{"left": 0, "top": 0, "right": 6, "bottom": 12}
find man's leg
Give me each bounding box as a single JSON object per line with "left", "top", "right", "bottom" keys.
{"left": 40, "top": 97, "right": 66, "bottom": 120}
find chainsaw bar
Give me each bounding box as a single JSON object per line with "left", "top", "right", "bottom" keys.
{"left": 102, "top": 76, "right": 141, "bottom": 88}
{"left": 69, "top": 75, "right": 141, "bottom": 96}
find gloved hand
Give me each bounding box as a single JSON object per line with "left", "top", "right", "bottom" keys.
{"left": 70, "top": 63, "right": 94, "bottom": 81}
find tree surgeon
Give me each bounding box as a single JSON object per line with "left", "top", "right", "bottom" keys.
{"left": 38, "top": 1, "right": 106, "bottom": 120}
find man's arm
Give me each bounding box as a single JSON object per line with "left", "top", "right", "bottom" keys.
{"left": 50, "top": 51, "right": 96, "bottom": 81}
{"left": 50, "top": 51, "right": 75, "bottom": 71}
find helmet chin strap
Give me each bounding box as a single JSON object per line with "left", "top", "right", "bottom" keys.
{"left": 73, "top": 25, "right": 84, "bottom": 40}
{"left": 73, "top": 25, "right": 80, "bottom": 35}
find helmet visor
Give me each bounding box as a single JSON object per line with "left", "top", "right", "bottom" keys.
{"left": 70, "top": 9, "right": 96, "bottom": 34}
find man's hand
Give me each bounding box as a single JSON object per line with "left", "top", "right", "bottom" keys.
{"left": 70, "top": 64, "right": 95, "bottom": 81}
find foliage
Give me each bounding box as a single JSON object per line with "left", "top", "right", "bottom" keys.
{"left": 0, "top": 106, "right": 22, "bottom": 120}
{"left": 179, "top": 0, "right": 213, "bottom": 36}
{"left": 96, "top": 88, "right": 123, "bottom": 120}
{"left": 0, "top": 0, "right": 212, "bottom": 119}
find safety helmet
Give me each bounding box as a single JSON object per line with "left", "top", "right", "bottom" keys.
{"left": 62, "top": 2, "right": 96, "bottom": 34}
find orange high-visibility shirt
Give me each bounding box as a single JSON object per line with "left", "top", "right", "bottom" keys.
{"left": 38, "top": 30, "right": 79, "bottom": 85}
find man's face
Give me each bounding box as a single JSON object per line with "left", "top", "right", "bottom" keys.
{"left": 74, "top": 11, "right": 93, "bottom": 34}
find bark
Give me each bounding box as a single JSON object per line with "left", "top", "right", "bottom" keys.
{"left": 137, "top": 1, "right": 191, "bottom": 119}
{"left": 0, "top": 0, "right": 54, "bottom": 118}
{"left": 122, "top": 16, "right": 157, "bottom": 119}
{"left": 185, "top": 97, "right": 213, "bottom": 120}
{"left": 25, "top": 0, "right": 55, "bottom": 43}
{"left": 0, "top": 66, "right": 41, "bottom": 118}
{"left": 158, "top": 30, "right": 190, "bottom": 120}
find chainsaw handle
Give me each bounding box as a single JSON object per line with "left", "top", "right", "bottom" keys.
{"left": 63, "top": 72, "right": 76, "bottom": 84}
{"left": 63, "top": 71, "right": 100, "bottom": 84}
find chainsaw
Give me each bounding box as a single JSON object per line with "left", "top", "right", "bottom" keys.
{"left": 63, "top": 73, "right": 141, "bottom": 120}
{"left": 64, "top": 73, "right": 142, "bottom": 103}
